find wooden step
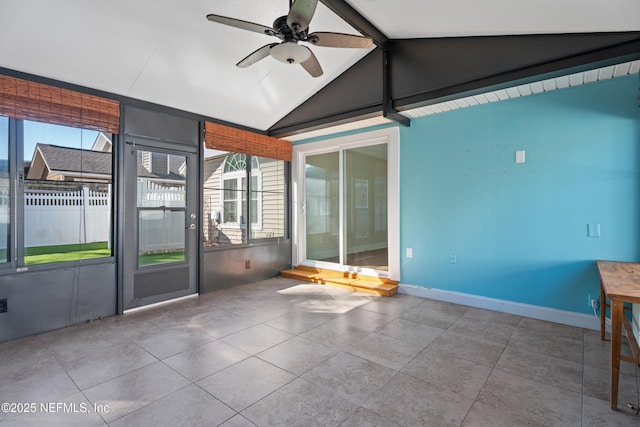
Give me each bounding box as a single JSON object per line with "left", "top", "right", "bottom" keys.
{"left": 280, "top": 266, "right": 398, "bottom": 297}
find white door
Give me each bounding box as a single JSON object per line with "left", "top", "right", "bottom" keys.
{"left": 294, "top": 128, "right": 400, "bottom": 279}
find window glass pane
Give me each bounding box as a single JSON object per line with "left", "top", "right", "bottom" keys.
{"left": 0, "top": 116, "right": 9, "bottom": 263}
{"left": 203, "top": 150, "right": 226, "bottom": 247}
{"left": 151, "top": 152, "right": 168, "bottom": 175}
{"left": 250, "top": 175, "right": 259, "bottom": 225}
{"left": 136, "top": 151, "right": 186, "bottom": 208}
{"left": 203, "top": 149, "right": 285, "bottom": 246}
{"left": 23, "top": 121, "right": 112, "bottom": 265}
{"left": 223, "top": 178, "right": 237, "bottom": 223}
{"left": 344, "top": 143, "right": 388, "bottom": 271}
{"left": 305, "top": 152, "right": 339, "bottom": 262}
{"left": 138, "top": 210, "right": 185, "bottom": 266}
{"left": 136, "top": 150, "right": 186, "bottom": 266}
{"left": 250, "top": 157, "right": 285, "bottom": 240}
{"left": 224, "top": 152, "right": 246, "bottom": 173}
{"left": 203, "top": 149, "right": 246, "bottom": 246}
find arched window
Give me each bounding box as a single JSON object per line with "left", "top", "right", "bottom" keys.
{"left": 223, "top": 152, "right": 249, "bottom": 173}
{"left": 221, "top": 154, "right": 261, "bottom": 228}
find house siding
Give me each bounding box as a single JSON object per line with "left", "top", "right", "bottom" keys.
{"left": 203, "top": 155, "right": 285, "bottom": 245}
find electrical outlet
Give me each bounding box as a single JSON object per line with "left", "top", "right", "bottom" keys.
{"left": 449, "top": 253, "right": 457, "bottom": 264}
{"left": 0, "top": 298, "right": 6, "bottom": 313}
{"left": 244, "top": 260, "right": 251, "bottom": 269}
{"left": 591, "top": 299, "right": 599, "bottom": 311}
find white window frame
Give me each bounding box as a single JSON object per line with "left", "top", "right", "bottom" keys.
{"left": 219, "top": 155, "right": 262, "bottom": 231}
{"left": 249, "top": 171, "right": 263, "bottom": 231}
{"left": 292, "top": 127, "right": 400, "bottom": 280}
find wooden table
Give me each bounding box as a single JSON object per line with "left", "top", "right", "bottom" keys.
{"left": 597, "top": 260, "right": 640, "bottom": 410}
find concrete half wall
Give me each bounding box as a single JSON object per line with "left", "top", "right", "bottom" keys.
{"left": 0, "top": 263, "right": 116, "bottom": 342}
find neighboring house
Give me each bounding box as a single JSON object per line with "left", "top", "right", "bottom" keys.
{"left": 91, "top": 132, "right": 112, "bottom": 152}
{"left": 137, "top": 150, "right": 186, "bottom": 183}
{"left": 203, "top": 152, "right": 284, "bottom": 245}
{"left": 27, "top": 143, "right": 112, "bottom": 182}
{"left": 25, "top": 132, "right": 186, "bottom": 185}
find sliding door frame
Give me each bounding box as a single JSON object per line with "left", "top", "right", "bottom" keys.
{"left": 292, "top": 127, "right": 400, "bottom": 280}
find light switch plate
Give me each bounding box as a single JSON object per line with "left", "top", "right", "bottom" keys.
{"left": 588, "top": 223, "right": 601, "bottom": 238}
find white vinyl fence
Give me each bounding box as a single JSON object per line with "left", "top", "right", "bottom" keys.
{"left": 137, "top": 180, "right": 185, "bottom": 253}
{"left": 137, "top": 180, "right": 185, "bottom": 208}
{"left": 0, "top": 180, "right": 186, "bottom": 251}
{"left": 24, "top": 186, "right": 111, "bottom": 247}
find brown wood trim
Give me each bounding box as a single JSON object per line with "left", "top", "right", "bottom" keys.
{"left": 204, "top": 121, "right": 291, "bottom": 161}
{"left": 280, "top": 266, "right": 398, "bottom": 297}
{"left": 622, "top": 315, "right": 640, "bottom": 361}
{"left": 0, "top": 75, "right": 119, "bottom": 134}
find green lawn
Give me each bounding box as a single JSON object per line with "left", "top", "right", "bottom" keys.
{"left": 138, "top": 251, "right": 185, "bottom": 266}
{"left": 8, "top": 242, "right": 183, "bottom": 266}
{"left": 25, "top": 242, "right": 111, "bottom": 265}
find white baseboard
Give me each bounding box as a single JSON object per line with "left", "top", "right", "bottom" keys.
{"left": 399, "top": 284, "right": 602, "bottom": 331}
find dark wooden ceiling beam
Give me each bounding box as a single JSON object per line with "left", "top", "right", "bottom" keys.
{"left": 389, "top": 32, "right": 640, "bottom": 112}
{"left": 269, "top": 31, "right": 640, "bottom": 137}
{"left": 319, "top": 0, "right": 388, "bottom": 48}
{"left": 382, "top": 48, "right": 410, "bottom": 127}
{"left": 319, "top": 1, "right": 410, "bottom": 127}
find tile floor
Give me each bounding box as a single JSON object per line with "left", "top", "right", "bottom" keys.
{"left": 1, "top": 277, "right": 640, "bottom": 426}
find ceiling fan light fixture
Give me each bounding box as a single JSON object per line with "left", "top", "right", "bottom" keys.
{"left": 270, "top": 42, "right": 311, "bottom": 64}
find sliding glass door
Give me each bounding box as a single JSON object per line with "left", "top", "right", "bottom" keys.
{"left": 344, "top": 144, "right": 388, "bottom": 271}
{"left": 305, "top": 152, "right": 340, "bottom": 264}
{"left": 298, "top": 128, "right": 398, "bottom": 278}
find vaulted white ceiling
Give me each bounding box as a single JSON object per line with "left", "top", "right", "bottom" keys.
{"left": 0, "top": 1, "right": 638, "bottom": 132}
{"left": 348, "top": 0, "right": 640, "bottom": 38}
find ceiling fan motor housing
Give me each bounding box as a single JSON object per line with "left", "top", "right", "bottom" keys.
{"left": 269, "top": 15, "right": 311, "bottom": 64}
{"left": 273, "top": 15, "right": 307, "bottom": 42}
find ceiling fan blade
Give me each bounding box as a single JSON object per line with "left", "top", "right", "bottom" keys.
{"left": 299, "top": 46, "right": 323, "bottom": 77}
{"left": 236, "top": 43, "right": 279, "bottom": 68}
{"left": 287, "top": 0, "right": 318, "bottom": 32}
{"left": 306, "top": 32, "right": 373, "bottom": 49}
{"left": 206, "top": 14, "right": 274, "bottom": 36}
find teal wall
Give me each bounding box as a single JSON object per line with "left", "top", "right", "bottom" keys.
{"left": 400, "top": 75, "right": 640, "bottom": 314}
{"left": 295, "top": 75, "right": 640, "bottom": 315}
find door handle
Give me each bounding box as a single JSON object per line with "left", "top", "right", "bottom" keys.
{"left": 187, "top": 224, "right": 196, "bottom": 230}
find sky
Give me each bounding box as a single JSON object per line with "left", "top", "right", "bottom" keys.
{"left": 1, "top": 116, "right": 228, "bottom": 162}
{"left": 1, "top": 118, "right": 100, "bottom": 163}
{"left": 23, "top": 121, "right": 98, "bottom": 161}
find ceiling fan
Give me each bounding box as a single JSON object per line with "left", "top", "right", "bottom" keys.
{"left": 206, "top": 0, "right": 373, "bottom": 77}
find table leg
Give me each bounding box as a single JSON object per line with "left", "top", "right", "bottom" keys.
{"left": 610, "top": 300, "right": 623, "bottom": 411}
{"left": 600, "top": 280, "right": 606, "bottom": 341}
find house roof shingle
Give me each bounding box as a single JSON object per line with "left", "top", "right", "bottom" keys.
{"left": 36, "top": 144, "right": 111, "bottom": 175}
{"left": 33, "top": 144, "right": 185, "bottom": 181}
